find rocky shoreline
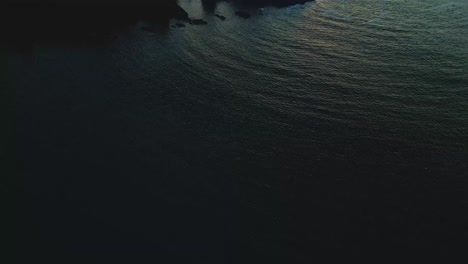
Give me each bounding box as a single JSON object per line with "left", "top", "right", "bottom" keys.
{"left": 0, "top": 0, "right": 313, "bottom": 45}
{"left": 204, "top": 0, "right": 311, "bottom": 8}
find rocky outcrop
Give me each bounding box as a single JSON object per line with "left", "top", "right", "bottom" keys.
{"left": 235, "top": 11, "right": 251, "bottom": 19}
{"left": 189, "top": 19, "right": 208, "bottom": 25}
{"left": 215, "top": 14, "right": 227, "bottom": 21}
{"left": 0, "top": 0, "right": 190, "bottom": 43}
{"left": 204, "top": 0, "right": 312, "bottom": 8}
{"left": 235, "top": 0, "right": 311, "bottom": 7}
{"left": 0, "top": 0, "right": 314, "bottom": 45}
{"left": 2, "top": 0, "right": 189, "bottom": 21}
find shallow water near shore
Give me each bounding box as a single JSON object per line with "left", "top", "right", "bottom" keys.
{"left": 7, "top": 0, "right": 468, "bottom": 261}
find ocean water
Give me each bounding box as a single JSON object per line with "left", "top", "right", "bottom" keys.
{"left": 7, "top": 0, "right": 468, "bottom": 261}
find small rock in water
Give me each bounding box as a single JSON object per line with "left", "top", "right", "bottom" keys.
{"left": 235, "top": 11, "right": 251, "bottom": 19}
{"left": 190, "top": 19, "right": 208, "bottom": 25}
{"left": 175, "top": 23, "right": 186, "bottom": 28}
{"left": 215, "top": 14, "right": 226, "bottom": 21}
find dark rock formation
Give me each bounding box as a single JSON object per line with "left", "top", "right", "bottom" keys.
{"left": 215, "top": 14, "right": 227, "bottom": 21}
{"left": 0, "top": 0, "right": 314, "bottom": 46}
{"left": 232, "top": 0, "right": 311, "bottom": 7}
{"left": 1, "top": 0, "right": 187, "bottom": 20}
{"left": 235, "top": 11, "right": 251, "bottom": 19}
{"left": 0, "top": 0, "right": 189, "bottom": 44}
{"left": 204, "top": 0, "right": 312, "bottom": 8}
{"left": 189, "top": 19, "right": 208, "bottom": 25}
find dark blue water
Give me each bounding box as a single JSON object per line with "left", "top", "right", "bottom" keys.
{"left": 6, "top": 0, "right": 468, "bottom": 261}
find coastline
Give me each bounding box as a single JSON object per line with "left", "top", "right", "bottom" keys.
{"left": 0, "top": 0, "right": 313, "bottom": 47}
